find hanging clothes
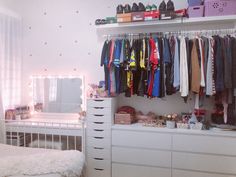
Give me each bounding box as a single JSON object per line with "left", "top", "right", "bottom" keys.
{"left": 179, "top": 37, "right": 189, "bottom": 98}
{"left": 191, "top": 39, "right": 201, "bottom": 94}
{"left": 100, "top": 33, "right": 236, "bottom": 125}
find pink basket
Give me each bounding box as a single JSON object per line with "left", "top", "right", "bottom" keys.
{"left": 188, "top": 5, "right": 205, "bottom": 18}
{"left": 205, "top": 0, "right": 236, "bottom": 16}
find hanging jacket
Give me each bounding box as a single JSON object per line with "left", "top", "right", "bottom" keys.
{"left": 173, "top": 37, "right": 180, "bottom": 88}
{"left": 214, "top": 36, "right": 224, "bottom": 92}
{"left": 191, "top": 39, "right": 201, "bottom": 94}
{"left": 180, "top": 37, "right": 189, "bottom": 97}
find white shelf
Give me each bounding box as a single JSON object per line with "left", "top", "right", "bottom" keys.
{"left": 96, "top": 15, "right": 236, "bottom": 35}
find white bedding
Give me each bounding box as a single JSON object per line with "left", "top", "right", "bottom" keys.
{"left": 0, "top": 144, "right": 84, "bottom": 177}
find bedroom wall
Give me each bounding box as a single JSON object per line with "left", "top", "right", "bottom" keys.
{"left": 0, "top": 0, "right": 216, "bottom": 115}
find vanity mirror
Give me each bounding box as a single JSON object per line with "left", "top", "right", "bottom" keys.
{"left": 31, "top": 76, "right": 85, "bottom": 114}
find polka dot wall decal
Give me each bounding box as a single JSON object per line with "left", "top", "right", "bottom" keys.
{"left": 107, "top": 6, "right": 111, "bottom": 8}
{"left": 89, "top": 23, "right": 92, "bottom": 26}
{"left": 44, "top": 69, "right": 48, "bottom": 71}
{"left": 88, "top": 52, "right": 91, "bottom": 55}
{"left": 59, "top": 25, "right": 62, "bottom": 28}
{"left": 73, "top": 68, "right": 77, "bottom": 71}
{"left": 44, "top": 42, "right": 47, "bottom": 45}
{"left": 59, "top": 53, "right": 62, "bottom": 56}
{"left": 29, "top": 54, "right": 33, "bottom": 57}
{"left": 29, "top": 26, "right": 32, "bottom": 30}
{"left": 76, "top": 10, "right": 79, "bottom": 14}
{"left": 44, "top": 12, "right": 47, "bottom": 15}
{"left": 75, "top": 40, "right": 78, "bottom": 43}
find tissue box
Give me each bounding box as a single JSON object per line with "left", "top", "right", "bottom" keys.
{"left": 188, "top": 5, "right": 204, "bottom": 18}
{"left": 205, "top": 0, "right": 236, "bottom": 16}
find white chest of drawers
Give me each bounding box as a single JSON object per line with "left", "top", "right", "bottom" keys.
{"left": 86, "top": 98, "right": 117, "bottom": 177}
{"left": 112, "top": 124, "right": 236, "bottom": 177}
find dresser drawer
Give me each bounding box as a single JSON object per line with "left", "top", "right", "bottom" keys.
{"left": 87, "top": 136, "right": 111, "bottom": 148}
{"left": 173, "top": 169, "right": 236, "bottom": 177}
{"left": 87, "top": 121, "right": 111, "bottom": 130}
{"left": 112, "top": 130, "right": 172, "bottom": 150}
{"left": 87, "top": 98, "right": 112, "bottom": 108}
{"left": 173, "top": 134, "right": 236, "bottom": 156}
{"left": 87, "top": 114, "right": 112, "bottom": 123}
{"left": 172, "top": 152, "right": 236, "bottom": 174}
{"left": 87, "top": 107, "right": 112, "bottom": 115}
{"left": 87, "top": 146, "right": 111, "bottom": 159}
{"left": 112, "top": 147, "right": 171, "bottom": 168}
{"left": 87, "top": 127, "right": 111, "bottom": 137}
{"left": 112, "top": 163, "right": 171, "bottom": 177}
{"left": 87, "top": 157, "right": 111, "bottom": 169}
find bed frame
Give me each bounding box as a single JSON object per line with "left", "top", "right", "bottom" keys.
{"left": 1, "top": 115, "right": 85, "bottom": 153}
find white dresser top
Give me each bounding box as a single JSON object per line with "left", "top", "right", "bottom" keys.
{"left": 112, "top": 123, "right": 236, "bottom": 138}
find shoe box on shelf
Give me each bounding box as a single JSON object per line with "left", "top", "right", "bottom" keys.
{"left": 117, "top": 13, "right": 132, "bottom": 23}
{"left": 144, "top": 10, "right": 160, "bottom": 21}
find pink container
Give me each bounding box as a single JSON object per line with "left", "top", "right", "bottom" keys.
{"left": 188, "top": 5, "right": 205, "bottom": 18}
{"left": 205, "top": 0, "right": 236, "bottom": 16}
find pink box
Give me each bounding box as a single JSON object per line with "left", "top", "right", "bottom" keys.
{"left": 205, "top": 0, "right": 236, "bottom": 16}
{"left": 188, "top": 5, "right": 204, "bottom": 18}
{"left": 188, "top": 0, "right": 202, "bottom": 6}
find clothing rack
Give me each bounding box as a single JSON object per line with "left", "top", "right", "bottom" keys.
{"left": 102, "top": 28, "right": 236, "bottom": 39}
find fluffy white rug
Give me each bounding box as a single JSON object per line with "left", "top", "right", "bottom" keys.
{"left": 0, "top": 149, "right": 84, "bottom": 177}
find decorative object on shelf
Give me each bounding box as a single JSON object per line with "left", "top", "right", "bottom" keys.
{"left": 136, "top": 111, "right": 157, "bottom": 123}
{"left": 205, "top": 0, "right": 236, "bottom": 17}
{"left": 164, "top": 114, "right": 178, "bottom": 129}
{"left": 5, "top": 109, "right": 16, "bottom": 120}
{"left": 115, "top": 106, "right": 136, "bottom": 124}
{"left": 106, "top": 17, "right": 117, "bottom": 24}
{"left": 95, "top": 19, "right": 107, "bottom": 25}
{"left": 34, "top": 103, "right": 43, "bottom": 112}
{"left": 15, "top": 106, "right": 31, "bottom": 120}
{"left": 87, "top": 82, "right": 107, "bottom": 98}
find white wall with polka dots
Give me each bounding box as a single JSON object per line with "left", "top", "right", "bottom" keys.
{"left": 0, "top": 0, "right": 216, "bottom": 115}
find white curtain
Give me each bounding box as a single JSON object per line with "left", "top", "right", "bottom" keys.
{"left": 0, "top": 13, "right": 22, "bottom": 119}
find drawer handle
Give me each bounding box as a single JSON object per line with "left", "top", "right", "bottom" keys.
{"left": 94, "top": 122, "right": 104, "bottom": 124}
{"left": 94, "top": 147, "right": 104, "bottom": 150}
{"left": 94, "top": 158, "right": 104, "bottom": 161}
{"left": 94, "top": 137, "right": 104, "bottom": 139}
{"left": 94, "top": 114, "right": 104, "bottom": 117}
{"left": 94, "top": 129, "right": 104, "bottom": 132}
{"left": 94, "top": 100, "right": 104, "bottom": 102}
{"left": 94, "top": 168, "right": 104, "bottom": 171}
{"left": 94, "top": 107, "right": 104, "bottom": 109}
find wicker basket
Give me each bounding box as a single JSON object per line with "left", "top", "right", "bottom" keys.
{"left": 115, "top": 113, "right": 135, "bottom": 125}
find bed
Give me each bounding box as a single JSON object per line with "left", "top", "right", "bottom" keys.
{"left": 0, "top": 115, "right": 85, "bottom": 177}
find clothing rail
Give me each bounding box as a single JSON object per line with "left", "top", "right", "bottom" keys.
{"left": 102, "top": 28, "right": 236, "bottom": 38}
{"left": 4, "top": 119, "right": 85, "bottom": 152}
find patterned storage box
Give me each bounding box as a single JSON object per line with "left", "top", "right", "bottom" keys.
{"left": 205, "top": 0, "right": 236, "bottom": 16}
